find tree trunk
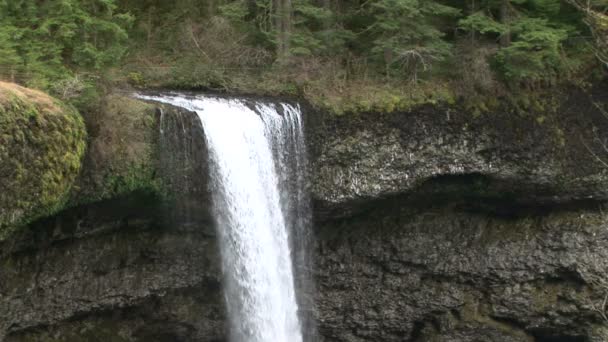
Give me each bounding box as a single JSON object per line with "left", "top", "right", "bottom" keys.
{"left": 274, "top": 0, "right": 282, "bottom": 57}
{"left": 500, "top": 0, "right": 511, "bottom": 46}
{"left": 284, "top": 0, "right": 291, "bottom": 57}
{"left": 471, "top": 0, "right": 477, "bottom": 45}
{"left": 275, "top": 0, "right": 291, "bottom": 63}
{"left": 147, "top": 6, "right": 153, "bottom": 49}
{"left": 207, "top": 0, "right": 215, "bottom": 17}
{"left": 322, "top": 0, "right": 331, "bottom": 29}
{"left": 384, "top": 47, "right": 392, "bottom": 78}
{"left": 247, "top": 0, "right": 257, "bottom": 21}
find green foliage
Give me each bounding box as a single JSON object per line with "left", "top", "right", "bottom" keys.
{"left": 457, "top": 0, "right": 589, "bottom": 85}
{"left": 0, "top": 24, "right": 20, "bottom": 76}
{"left": 368, "top": 0, "right": 460, "bottom": 78}
{"left": 530, "top": 0, "right": 562, "bottom": 16}
{"left": 290, "top": 0, "right": 354, "bottom": 56}
{"left": 290, "top": 1, "right": 329, "bottom": 55}
{"left": 0, "top": 0, "right": 132, "bottom": 94}
{"left": 459, "top": 12, "right": 506, "bottom": 34}
{"left": 219, "top": 0, "right": 250, "bottom": 22}
{"left": 494, "top": 17, "right": 570, "bottom": 83}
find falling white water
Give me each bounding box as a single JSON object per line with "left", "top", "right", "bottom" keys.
{"left": 136, "top": 93, "right": 307, "bottom": 342}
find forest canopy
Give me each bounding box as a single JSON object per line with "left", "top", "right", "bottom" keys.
{"left": 0, "top": 0, "right": 606, "bottom": 113}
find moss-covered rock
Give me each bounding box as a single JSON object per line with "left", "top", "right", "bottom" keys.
{"left": 0, "top": 82, "right": 86, "bottom": 239}
{"left": 69, "top": 95, "right": 161, "bottom": 205}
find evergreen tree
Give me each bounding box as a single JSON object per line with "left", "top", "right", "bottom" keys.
{"left": 0, "top": 0, "right": 132, "bottom": 89}
{"left": 1, "top": 0, "right": 602, "bottom": 95}
{"left": 458, "top": 0, "right": 583, "bottom": 85}
{"left": 0, "top": 1, "right": 20, "bottom": 81}
{"left": 290, "top": 0, "right": 353, "bottom": 56}
{"left": 368, "top": 0, "right": 460, "bottom": 79}
{"left": 494, "top": 17, "right": 570, "bottom": 84}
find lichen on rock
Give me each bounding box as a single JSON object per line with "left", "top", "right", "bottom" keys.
{"left": 0, "top": 82, "right": 86, "bottom": 239}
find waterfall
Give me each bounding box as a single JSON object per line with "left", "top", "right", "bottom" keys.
{"left": 136, "top": 93, "right": 311, "bottom": 342}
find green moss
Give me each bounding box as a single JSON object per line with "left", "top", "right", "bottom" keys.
{"left": 76, "top": 162, "right": 162, "bottom": 205}
{"left": 306, "top": 81, "right": 457, "bottom": 116}
{"left": 68, "top": 95, "right": 164, "bottom": 207}
{"left": 0, "top": 83, "right": 87, "bottom": 240}
{"left": 554, "top": 126, "right": 566, "bottom": 147}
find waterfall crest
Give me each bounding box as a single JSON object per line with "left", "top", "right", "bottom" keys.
{"left": 136, "top": 93, "right": 310, "bottom": 342}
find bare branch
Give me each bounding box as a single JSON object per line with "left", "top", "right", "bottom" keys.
{"left": 566, "top": 0, "right": 608, "bottom": 66}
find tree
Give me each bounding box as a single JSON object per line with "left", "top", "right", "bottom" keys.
{"left": 0, "top": 23, "right": 20, "bottom": 81}
{"left": 368, "top": 0, "right": 460, "bottom": 80}
{"left": 458, "top": 0, "right": 583, "bottom": 85}
{"left": 288, "top": 0, "right": 353, "bottom": 56}
{"left": 275, "top": 0, "right": 293, "bottom": 61}
{"left": 493, "top": 17, "right": 570, "bottom": 84}
{"left": 219, "top": 0, "right": 293, "bottom": 61}
{"left": 0, "top": 0, "right": 132, "bottom": 90}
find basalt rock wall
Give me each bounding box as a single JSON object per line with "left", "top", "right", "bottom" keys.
{"left": 2, "top": 85, "right": 608, "bottom": 341}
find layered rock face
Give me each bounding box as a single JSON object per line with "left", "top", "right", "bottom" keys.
{"left": 2, "top": 85, "right": 608, "bottom": 341}
{"left": 315, "top": 205, "right": 608, "bottom": 341}
{"left": 309, "top": 84, "right": 608, "bottom": 341}
{"left": 308, "top": 86, "right": 608, "bottom": 219}
{"left": 0, "top": 193, "right": 224, "bottom": 342}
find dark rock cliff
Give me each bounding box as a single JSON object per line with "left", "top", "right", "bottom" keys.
{"left": 2, "top": 85, "right": 608, "bottom": 341}
{"left": 0, "top": 193, "right": 223, "bottom": 342}
{"left": 314, "top": 204, "right": 608, "bottom": 342}
{"left": 307, "top": 83, "right": 608, "bottom": 342}
{"left": 307, "top": 84, "right": 608, "bottom": 219}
